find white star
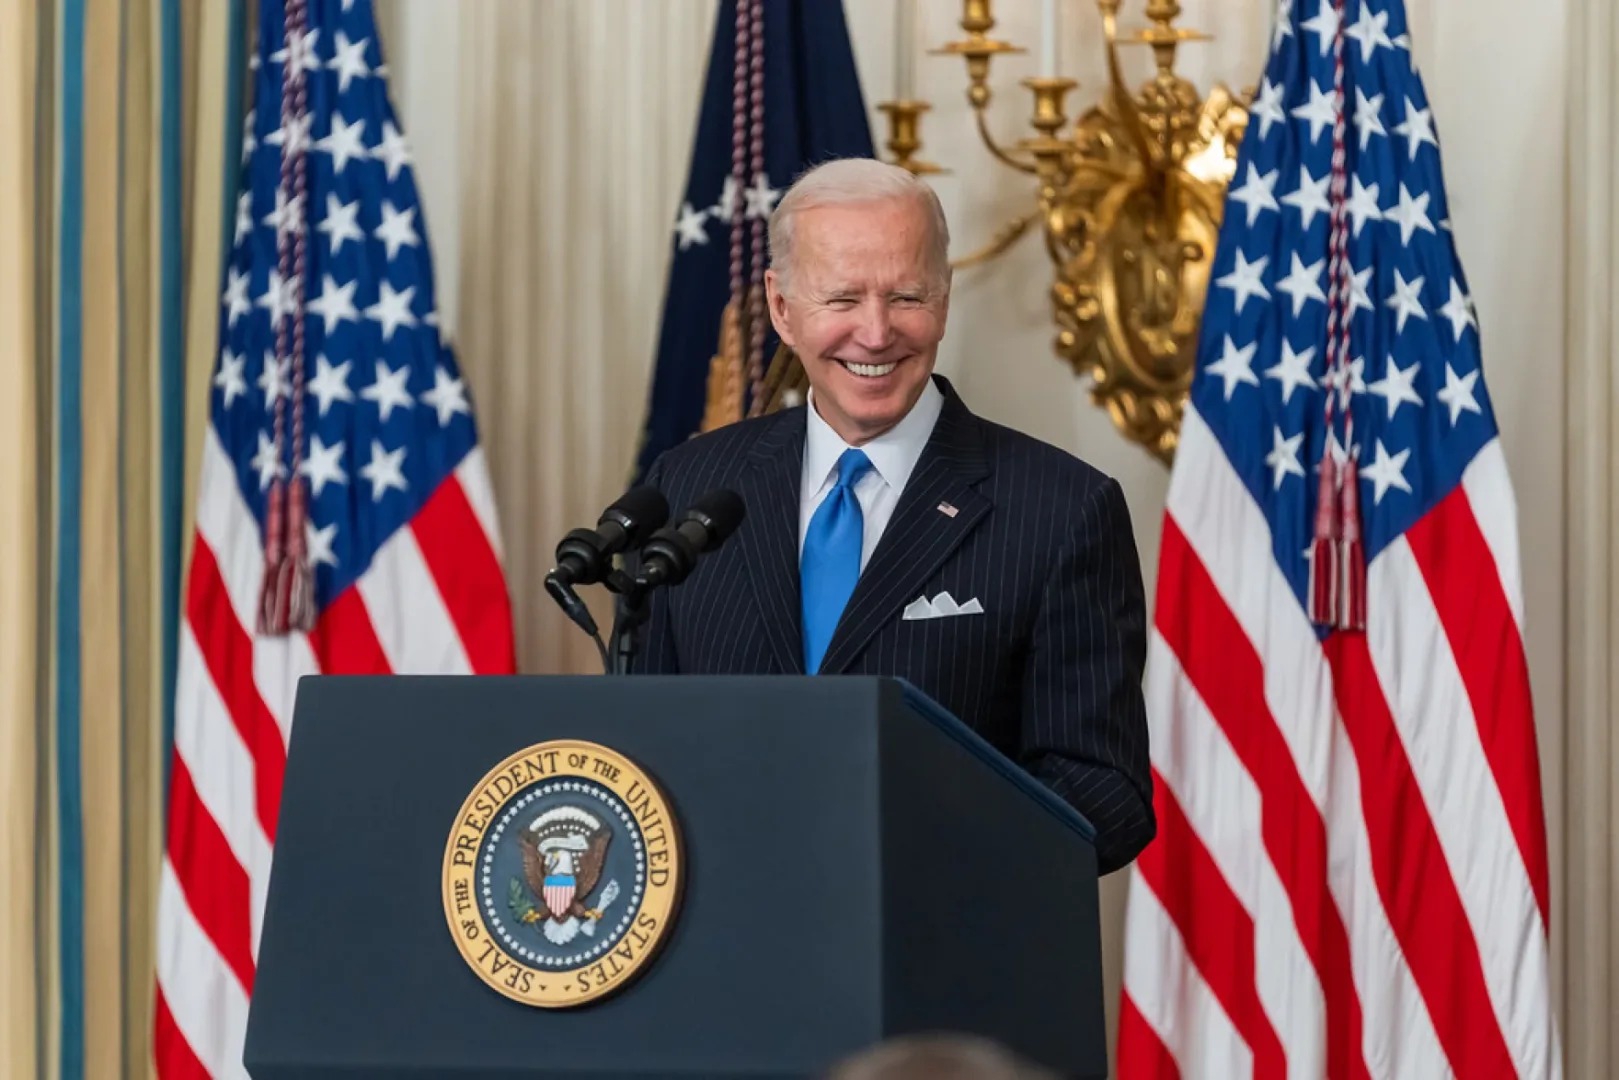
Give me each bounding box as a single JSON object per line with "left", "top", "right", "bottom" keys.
{"left": 1281, "top": 165, "right": 1332, "bottom": 229}
{"left": 359, "top": 439, "right": 409, "bottom": 502}
{"left": 214, "top": 347, "right": 247, "bottom": 408}
{"left": 1349, "top": 264, "right": 1375, "bottom": 319}
{"left": 1228, "top": 163, "right": 1280, "bottom": 227}
{"left": 1252, "top": 77, "right": 1286, "bottom": 140}
{"left": 1292, "top": 80, "right": 1339, "bottom": 144}
{"left": 241, "top": 120, "right": 256, "bottom": 166}
{"left": 1353, "top": 88, "right": 1386, "bottom": 151}
{"left": 1385, "top": 270, "right": 1427, "bottom": 333}
{"left": 1437, "top": 364, "right": 1483, "bottom": 425}
{"left": 1393, "top": 97, "right": 1438, "bottom": 160}
{"left": 318, "top": 193, "right": 364, "bottom": 255}
{"left": 365, "top": 281, "right": 418, "bottom": 342}
{"left": 1271, "top": 0, "right": 1294, "bottom": 53}
{"left": 250, "top": 430, "right": 284, "bottom": 490}
{"left": 360, "top": 360, "right": 415, "bottom": 421}
{"left": 1347, "top": 175, "right": 1383, "bottom": 238}
{"left": 233, "top": 190, "right": 253, "bottom": 244}
{"left": 1215, "top": 250, "right": 1270, "bottom": 315}
{"left": 257, "top": 352, "right": 290, "bottom": 407}
{"left": 1345, "top": 3, "right": 1393, "bottom": 61}
{"left": 305, "top": 520, "right": 338, "bottom": 569}
{"left": 307, "top": 355, "right": 355, "bottom": 416}
{"left": 374, "top": 201, "right": 420, "bottom": 261}
{"left": 712, "top": 175, "right": 741, "bottom": 221}
{"left": 1205, "top": 335, "right": 1260, "bottom": 400}
{"left": 270, "top": 28, "right": 320, "bottom": 72}
{"left": 1266, "top": 426, "right": 1307, "bottom": 490}
{"left": 263, "top": 188, "right": 304, "bottom": 239}
{"left": 1276, "top": 253, "right": 1327, "bottom": 317}
{"left": 306, "top": 273, "right": 360, "bottom": 335}
{"left": 264, "top": 112, "right": 313, "bottom": 158}
{"left": 674, "top": 202, "right": 709, "bottom": 250}
{"left": 317, "top": 112, "right": 367, "bottom": 174}
{"left": 1361, "top": 439, "right": 1414, "bottom": 504}
{"left": 743, "top": 173, "right": 780, "bottom": 220}
{"left": 373, "top": 121, "right": 411, "bottom": 182}
{"left": 256, "top": 270, "right": 301, "bottom": 328}
{"left": 222, "top": 266, "right": 252, "bottom": 327}
{"left": 421, "top": 366, "right": 471, "bottom": 426}
{"left": 1387, "top": 183, "right": 1435, "bottom": 246}
{"left": 1368, "top": 357, "right": 1423, "bottom": 419}
{"left": 1266, "top": 340, "right": 1318, "bottom": 404}
{"left": 1301, "top": 1, "right": 1340, "bottom": 56}
{"left": 298, "top": 435, "right": 348, "bottom": 497}
{"left": 328, "top": 31, "right": 371, "bottom": 93}
{"left": 1438, "top": 279, "right": 1477, "bottom": 342}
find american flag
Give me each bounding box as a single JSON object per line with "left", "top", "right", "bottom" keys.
{"left": 1118, "top": 1, "right": 1560, "bottom": 1078}
{"left": 154, "top": 2, "right": 515, "bottom": 1076}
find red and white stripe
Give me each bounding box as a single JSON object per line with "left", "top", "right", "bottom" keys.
{"left": 1118, "top": 405, "right": 1559, "bottom": 1080}
{"left": 154, "top": 425, "right": 515, "bottom": 1078}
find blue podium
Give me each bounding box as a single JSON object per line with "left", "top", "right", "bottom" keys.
{"left": 243, "top": 675, "right": 1108, "bottom": 1079}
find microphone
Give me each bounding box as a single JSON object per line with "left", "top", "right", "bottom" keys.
{"left": 636, "top": 489, "right": 746, "bottom": 589}
{"left": 549, "top": 485, "right": 670, "bottom": 588}
{"left": 545, "top": 486, "right": 670, "bottom": 640}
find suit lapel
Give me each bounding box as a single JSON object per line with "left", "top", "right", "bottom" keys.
{"left": 817, "top": 386, "right": 993, "bottom": 675}
{"left": 736, "top": 409, "right": 808, "bottom": 674}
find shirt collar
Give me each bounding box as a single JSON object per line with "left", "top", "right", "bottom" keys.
{"left": 803, "top": 376, "right": 945, "bottom": 494}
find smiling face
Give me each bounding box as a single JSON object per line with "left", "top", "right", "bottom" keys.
{"left": 764, "top": 196, "right": 949, "bottom": 446}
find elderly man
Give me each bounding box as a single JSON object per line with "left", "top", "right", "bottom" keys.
{"left": 632, "top": 157, "right": 1153, "bottom": 872}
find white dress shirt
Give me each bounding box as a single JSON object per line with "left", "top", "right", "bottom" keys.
{"left": 798, "top": 378, "right": 945, "bottom": 572}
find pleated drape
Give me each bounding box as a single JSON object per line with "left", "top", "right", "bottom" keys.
{"left": 0, "top": 2, "right": 241, "bottom": 1078}
{"left": 0, "top": 2, "right": 43, "bottom": 1077}
{"left": 452, "top": 0, "right": 718, "bottom": 676}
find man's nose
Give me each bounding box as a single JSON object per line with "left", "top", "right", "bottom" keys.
{"left": 850, "top": 299, "right": 893, "bottom": 351}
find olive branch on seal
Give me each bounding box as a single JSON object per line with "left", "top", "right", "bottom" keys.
{"left": 507, "top": 878, "right": 536, "bottom": 923}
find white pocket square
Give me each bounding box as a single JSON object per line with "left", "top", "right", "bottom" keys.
{"left": 902, "top": 591, "right": 984, "bottom": 620}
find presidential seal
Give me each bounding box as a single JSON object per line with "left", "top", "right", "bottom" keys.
{"left": 442, "top": 740, "right": 682, "bottom": 1008}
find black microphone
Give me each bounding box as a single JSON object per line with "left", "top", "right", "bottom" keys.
{"left": 545, "top": 486, "right": 670, "bottom": 639}
{"left": 549, "top": 486, "right": 670, "bottom": 588}
{"left": 636, "top": 489, "right": 746, "bottom": 589}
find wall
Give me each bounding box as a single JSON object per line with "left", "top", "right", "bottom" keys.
{"left": 378, "top": 0, "right": 1583, "bottom": 1068}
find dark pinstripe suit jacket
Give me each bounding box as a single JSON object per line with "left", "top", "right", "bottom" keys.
{"left": 632, "top": 376, "right": 1154, "bottom": 872}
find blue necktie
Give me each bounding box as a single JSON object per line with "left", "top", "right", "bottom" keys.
{"left": 801, "top": 449, "right": 874, "bottom": 674}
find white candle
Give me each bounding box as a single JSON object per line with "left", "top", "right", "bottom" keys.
{"left": 895, "top": 0, "right": 916, "bottom": 100}
{"left": 1040, "top": 0, "right": 1059, "bottom": 77}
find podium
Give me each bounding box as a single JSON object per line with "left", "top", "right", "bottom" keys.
{"left": 244, "top": 676, "right": 1109, "bottom": 1079}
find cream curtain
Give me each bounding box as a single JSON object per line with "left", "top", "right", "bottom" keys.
{"left": 1563, "top": 0, "right": 1619, "bottom": 1071}
{"left": 452, "top": 0, "right": 719, "bottom": 675}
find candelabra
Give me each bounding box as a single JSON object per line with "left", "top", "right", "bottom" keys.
{"left": 880, "top": 0, "right": 1250, "bottom": 464}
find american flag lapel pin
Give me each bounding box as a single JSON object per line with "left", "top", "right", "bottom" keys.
{"left": 937, "top": 502, "right": 959, "bottom": 518}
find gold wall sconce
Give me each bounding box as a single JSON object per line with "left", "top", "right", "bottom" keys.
{"left": 881, "top": 0, "right": 1251, "bottom": 464}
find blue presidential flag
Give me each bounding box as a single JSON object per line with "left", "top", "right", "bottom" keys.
{"left": 632, "top": 0, "right": 875, "bottom": 481}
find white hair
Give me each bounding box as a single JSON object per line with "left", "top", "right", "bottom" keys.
{"left": 768, "top": 157, "right": 951, "bottom": 294}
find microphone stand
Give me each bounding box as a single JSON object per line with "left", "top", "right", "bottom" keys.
{"left": 603, "top": 568, "right": 653, "bottom": 676}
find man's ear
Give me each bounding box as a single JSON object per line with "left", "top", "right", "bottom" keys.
{"left": 764, "top": 268, "right": 795, "bottom": 348}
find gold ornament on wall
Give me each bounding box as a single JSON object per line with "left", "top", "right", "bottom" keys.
{"left": 880, "top": 0, "right": 1251, "bottom": 464}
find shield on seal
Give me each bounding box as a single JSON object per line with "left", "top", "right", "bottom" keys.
{"left": 544, "top": 875, "right": 576, "bottom": 919}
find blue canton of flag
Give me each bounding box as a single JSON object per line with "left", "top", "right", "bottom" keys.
{"left": 632, "top": 0, "right": 875, "bottom": 481}
{"left": 211, "top": 0, "right": 485, "bottom": 619}
{"left": 1193, "top": 0, "right": 1492, "bottom": 632}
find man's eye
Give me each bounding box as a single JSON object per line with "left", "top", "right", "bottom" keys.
{"left": 827, "top": 298, "right": 858, "bottom": 309}
{"left": 891, "top": 295, "right": 924, "bottom": 307}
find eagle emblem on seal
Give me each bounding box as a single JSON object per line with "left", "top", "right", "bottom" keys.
{"left": 511, "top": 805, "right": 622, "bottom": 946}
